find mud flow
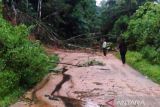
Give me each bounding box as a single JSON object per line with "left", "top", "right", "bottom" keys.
{"left": 11, "top": 49, "right": 160, "bottom": 107}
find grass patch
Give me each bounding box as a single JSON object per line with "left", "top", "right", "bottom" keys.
{"left": 116, "top": 51, "right": 160, "bottom": 84}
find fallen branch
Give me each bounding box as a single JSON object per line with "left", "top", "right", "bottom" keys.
{"left": 51, "top": 61, "right": 82, "bottom": 67}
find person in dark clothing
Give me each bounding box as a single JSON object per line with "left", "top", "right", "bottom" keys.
{"left": 119, "top": 39, "right": 127, "bottom": 64}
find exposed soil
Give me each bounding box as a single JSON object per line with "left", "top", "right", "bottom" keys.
{"left": 11, "top": 48, "right": 160, "bottom": 107}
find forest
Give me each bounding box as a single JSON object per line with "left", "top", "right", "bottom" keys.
{"left": 0, "top": 0, "right": 160, "bottom": 106}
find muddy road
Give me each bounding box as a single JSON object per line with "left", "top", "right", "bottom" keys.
{"left": 11, "top": 49, "right": 160, "bottom": 107}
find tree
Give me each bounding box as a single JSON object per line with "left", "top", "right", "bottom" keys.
{"left": 100, "top": 0, "right": 155, "bottom": 34}
{"left": 3, "top": 0, "right": 100, "bottom": 41}
{"left": 124, "top": 2, "right": 160, "bottom": 49}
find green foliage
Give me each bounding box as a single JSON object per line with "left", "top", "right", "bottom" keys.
{"left": 0, "top": 13, "right": 58, "bottom": 106}
{"left": 12, "top": 0, "right": 100, "bottom": 40}
{"left": 111, "top": 15, "right": 129, "bottom": 39}
{"left": 141, "top": 46, "right": 160, "bottom": 64}
{"left": 4, "top": 43, "right": 51, "bottom": 88}
{"left": 0, "top": 71, "right": 19, "bottom": 98}
{"left": 0, "top": 17, "right": 54, "bottom": 87}
{"left": 0, "top": 88, "right": 24, "bottom": 107}
{"left": 100, "top": 0, "right": 152, "bottom": 34}
{"left": 123, "top": 2, "right": 160, "bottom": 64}
{"left": 124, "top": 2, "right": 160, "bottom": 49}
{"left": 71, "top": 0, "right": 98, "bottom": 33}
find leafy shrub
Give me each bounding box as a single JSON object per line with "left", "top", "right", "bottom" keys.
{"left": 124, "top": 2, "right": 160, "bottom": 50}
{"left": 112, "top": 15, "right": 129, "bottom": 36}
{"left": 4, "top": 43, "right": 52, "bottom": 88}
{"left": 0, "top": 59, "right": 5, "bottom": 71}
{"left": 0, "top": 14, "right": 57, "bottom": 89}
{"left": 0, "top": 71, "right": 19, "bottom": 98}
{"left": 0, "top": 10, "right": 58, "bottom": 107}
{"left": 141, "top": 46, "right": 160, "bottom": 64}
{"left": 0, "top": 88, "right": 24, "bottom": 107}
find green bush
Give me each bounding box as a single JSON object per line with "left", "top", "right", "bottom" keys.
{"left": 124, "top": 2, "right": 160, "bottom": 50}
{"left": 0, "top": 88, "right": 24, "bottom": 107}
{"left": 112, "top": 15, "right": 129, "bottom": 36}
{"left": 0, "top": 59, "right": 5, "bottom": 71}
{"left": 0, "top": 71, "right": 19, "bottom": 98}
{"left": 4, "top": 43, "right": 52, "bottom": 88}
{"left": 0, "top": 22, "right": 51, "bottom": 88}
{"left": 0, "top": 10, "right": 58, "bottom": 106}
{"left": 0, "top": 16, "right": 56, "bottom": 88}
{"left": 141, "top": 46, "right": 160, "bottom": 64}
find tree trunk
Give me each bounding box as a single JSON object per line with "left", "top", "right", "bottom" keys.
{"left": 2, "top": 0, "right": 16, "bottom": 24}
{"left": 11, "top": 0, "right": 17, "bottom": 25}
{"left": 26, "top": 0, "right": 29, "bottom": 11}
{"left": 37, "top": 0, "right": 42, "bottom": 19}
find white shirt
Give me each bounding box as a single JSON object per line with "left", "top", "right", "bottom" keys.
{"left": 102, "top": 41, "right": 107, "bottom": 48}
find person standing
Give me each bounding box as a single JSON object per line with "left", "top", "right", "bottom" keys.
{"left": 102, "top": 38, "right": 107, "bottom": 56}
{"left": 119, "top": 39, "right": 127, "bottom": 64}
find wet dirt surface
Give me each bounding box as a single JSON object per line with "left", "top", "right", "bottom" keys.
{"left": 11, "top": 49, "right": 160, "bottom": 107}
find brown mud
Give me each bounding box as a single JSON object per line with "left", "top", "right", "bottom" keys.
{"left": 11, "top": 48, "right": 160, "bottom": 107}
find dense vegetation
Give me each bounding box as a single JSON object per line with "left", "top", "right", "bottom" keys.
{"left": 124, "top": 2, "right": 160, "bottom": 64}
{"left": 101, "top": 0, "right": 156, "bottom": 39}
{"left": 3, "top": 0, "right": 101, "bottom": 44}
{"left": 0, "top": 13, "right": 58, "bottom": 106}
{"left": 2, "top": 0, "right": 159, "bottom": 42}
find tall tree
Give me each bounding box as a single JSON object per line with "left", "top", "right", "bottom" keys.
{"left": 3, "top": 0, "right": 100, "bottom": 42}
{"left": 100, "top": 0, "right": 155, "bottom": 34}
